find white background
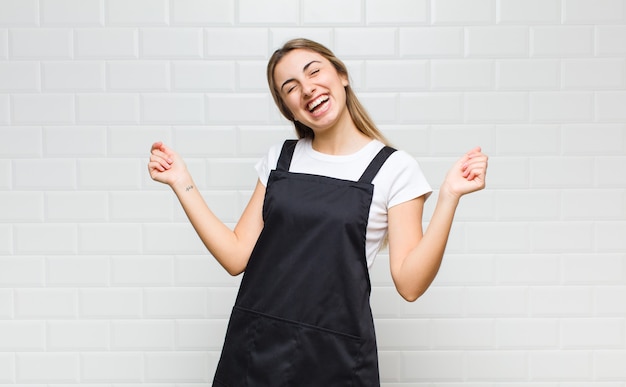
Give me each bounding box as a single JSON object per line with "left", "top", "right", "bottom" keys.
{"left": 1, "top": 0, "right": 626, "bottom": 385}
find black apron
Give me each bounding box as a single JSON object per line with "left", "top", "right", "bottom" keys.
{"left": 213, "top": 140, "right": 396, "bottom": 386}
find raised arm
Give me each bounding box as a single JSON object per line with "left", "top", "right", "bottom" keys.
{"left": 388, "top": 147, "right": 488, "bottom": 301}
{"left": 148, "top": 142, "right": 264, "bottom": 276}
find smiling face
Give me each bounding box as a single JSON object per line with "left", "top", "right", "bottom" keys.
{"left": 272, "top": 49, "right": 352, "bottom": 135}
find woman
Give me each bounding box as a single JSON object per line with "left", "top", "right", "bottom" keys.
{"left": 149, "top": 38, "right": 488, "bottom": 386}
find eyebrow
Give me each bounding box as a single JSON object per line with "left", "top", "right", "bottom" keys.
{"left": 280, "top": 60, "right": 322, "bottom": 91}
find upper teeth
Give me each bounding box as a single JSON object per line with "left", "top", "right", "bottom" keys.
{"left": 308, "top": 95, "right": 328, "bottom": 111}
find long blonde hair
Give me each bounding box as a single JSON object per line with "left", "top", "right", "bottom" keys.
{"left": 267, "top": 38, "right": 389, "bottom": 145}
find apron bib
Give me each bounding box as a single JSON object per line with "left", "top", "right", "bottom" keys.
{"left": 213, "top": 140, "right": 396, "bottom": 387}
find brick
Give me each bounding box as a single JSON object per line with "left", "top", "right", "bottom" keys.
{"left": 142, "top": 94, "right": 205, "bottom": 124}
{"left": 562, "top": 318, "right": 625, "bottom": 349}
{"left": 206, "top": 28, "right": 268, "bottom": 58}
{"left": 398, "top": 93, "right": 463, "bottom": 123}
{"left": 0, "top": 61, "right": 39, "bottom": 91}
{"left": 432, "top": 0, "right": 494, "bottom": 24}
{"left": 436, "top": 254, "right": 495, "bottom": 284}
{"left": 107, "top": 0, "right": 168, "bottom": 25}
{"left": 531, "top": 26, "right": 593, "bottom": 57}
{"left": 496, "top": 254, "right": 560, "bottom": 285}
{"left": 0, "top": 353, "right": 13, "bottom": 382}
{"left": 0, "top": 225, "right": 11, "bottom": 255}
{"left": 465, "top": 287, "right": 528, "bottom": 316}
{"left": 596, "top": 157, "right": 626, "bottom": 187}
{"left": 238, "top": 60, "right": 270, "bottom": 91}
{"left": 9, "top": 28, "right": 72, "bottom": 58}
{"left": 77, "top": 94, "right": 139, "bottom": 123}
{"left": 466, "top": 27, "right": 529, "bottom": 57}
{"left": 497, "top": 0, "right": 561, "bottom": 24}
{"left": 108, "top": 125, "right": 171, "bottom": 156}
{"left": 172, "top": 126, "right": 236, "bottom": 157}
{"left": 14, "top": 224, "right": 76, "bottom": 254}
{"left": 207, "top": 94, "right": 269, "bottom": 123}
{"left": 562, "top": 254, "right": 625, "bottom": 284}
{"left": 496, "top": 125, "right": 560, "bottom": 155}
{"left": 171, "top": 0, "right": 234, "bottom": 25}
{"left": 596, "top": 222, "right": 626, "bottom": 252}
{"left": 375, "top": 319, "right": 430, "bottom": 349}
{"left": 77, "top": 159, "right": 141, "bottom": 189}
{"left": 172, "top": 61, "right": 235, "bottom": 91}
{"left": 530, "top": 156, "right": 594, "bottom": 188}
{"left": 465, "top": 92, "right": 528, "bottom": 123}
{"left": 145, "top": 353, "right": 210, "bottom": 382}
{"left": 0, "top": 289, "right": 12, "bottom": 318}
{"left": 144, "top": 288, "right": 207, "bottom": 318}
{"left": 497, "top": 318, "right": 558, "bottom": 349}
{"left": 16, "top": 353, "right": 79, "bottom": 383}
{"left": 530, "top": 286, "right": 593, "bottom": 316}
{"left": 108, "top": 61, "right": 169, "bottom": 91}
{"left": 42, "top": 61, "right": 105, "bottom": 91}
{"left": 206, "top": 159, "right": 258, "bottom": 189}
{"left": 0, "top": 126, "right": 41, "bottom": 158}
{"left": 370, "top": 287, "right": 403, "bottom": 317}
{"left": 434, "top": 319, "right": 494, "bottom": 349}
{"left": 111, "top": 320, "right": 174, "bottom": 350}
{"left": 563, "top": 124, "right": 625, "bottom": 155}
{"left": 402, "top": 287, "right": 464, "bottom": 317}
{"left": 176, "top": 319, "right": 229, "bottom": 350}
{"left": 0, "top": 256, "right": 44, "bottom": 286}
{"left": 41, "top": 0, "right": 103, "bottom": 26}
{"left": 238, "top": 126, "right": 292, "bottom": 156}
{"left": 141, "top": 28, "right": 203, "bottom": 58}
{"left": 496, "top": 190, "right": 559, "bottom": 220}
{"left": 0, "top": 30, "right": 6, "bottom": 59}
{"left": 595, "top": 351, "right": 626, "bottom": 379}
{"left": 563, "top": 190, "right": 625, "bottom": 220}
{"left": 496, "top": 59, "right": 559, "bottom": 90}
{"left": 562, "top": 59, "right": 626, "bottom": 89}
{"left": 47, "top": 256, "right": 109, "bottom": 286}
{"left": 429, "top": 125, "right": 494, "bottom": 155}
{"left": 175, "top": 255, "right": 241, "bottom": 287}
{"left": 467, "top": 222, "right": 530, "bottom": 252}
{"left": 335, "top": 28, "right": 397, "bottom": 57}
{"left": 401, "top": 351, "right": 464, "bottom": 380}
{"left": 111, "top": 255, "right": 173, "bottom": 286}
{"left": 563, "top": 0, "right": 625, "bottom": 23}
{"left": 480, "top": 156, "right": 529, "bottom": 188}
{"left": 530, "top": 92, "right": 593, "bottom": 123}
{"left": 366, "top": 0, "right": 428, "bottom": 24}
{"left": 12, "top": 94, "right": 74, "bottom": 124}
{"left": 358, "top": 93, "right": 398, "bottom": 124}
{"left": 239, "top": 0, "right": 298, "bottom": 24}
{"left": 79, "top": 289, "right": 142, "bottom": 318}
{"left": 81, "top": 353, "right": 143, "bottom": 382}
{"left": 74, "top": 28, "right": 138, "bottom": 58}
{"left": 596, "top": 25, "right": 626, "bottom": 56}
{"left": 595, "top": 286, "right": 626, "bottom": 316}
{"left": 110, "top": 191, "right": 173, "bottom": 222}
{"left": 529, "top": 351, "right": 591, "bottom": 380}
{"left": 0, "top": 0, "right": 38, "bottom": 25}
{"left": 532, "top": 222, "right": 594, "bottom": 252}
{"left": 208, "top": 287, "right": 237, "bottom": 317}
{"left": 15, "top": 289, "right": 77, "bottom": 319}
{"left": 431, "top": 60, "right": 493, "bottom": 90}
{"left": 78, "top": 224, "right": 142, "bottom": 253}
{"left": 466, "top": 351, "right": 528, "bottom": 380}
{"left": 0, "top": 321, "right": 45, "bottom": 350}
{"left": 44, "top": 126, "right": 106, "bottom": 157}
{"left": 0, "top": 94, "right": 8, "bottom": 124}
{"left": 45, "top": 191, "right": 107, "bottom": 221}
{"left": 365, "top": 60, "right": 427, "bottom": 91}
{"left": 302, "top": 0, "right": 361, "bottom": 24}
{"left": 47, "top": 321, "right": 109, "bottom": 350}
{"left": 597, "top": 91, "right": 626, "bottom": 121}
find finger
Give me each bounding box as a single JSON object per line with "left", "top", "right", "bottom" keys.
{"left": 150, "top": 154, "right": 172, "bottom": 171}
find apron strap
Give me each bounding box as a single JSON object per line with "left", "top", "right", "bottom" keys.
{"left": 276, "top": 139, "right": 298, "bottom": 171}
{"left": 358, "top": 146, "right": 397, "bottom": 184}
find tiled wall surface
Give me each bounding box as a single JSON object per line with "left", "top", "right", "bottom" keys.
{"left": 1, "top": 0, "right": 626, "bottom": 385}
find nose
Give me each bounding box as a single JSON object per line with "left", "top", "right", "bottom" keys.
{"left": 302, "top": 81, "right": 316, "bottom": 97}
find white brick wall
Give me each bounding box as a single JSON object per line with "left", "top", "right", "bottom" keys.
{"left": 1, "top": 0, "right": 625, "bottom": 385}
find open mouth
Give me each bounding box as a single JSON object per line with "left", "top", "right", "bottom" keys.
{"left": 307, "top": 95, "right": 329, "bottom": 113}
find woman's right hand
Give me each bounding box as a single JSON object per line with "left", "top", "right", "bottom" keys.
{"left": 148, "top": 141, "right": 188, "bottom": 186}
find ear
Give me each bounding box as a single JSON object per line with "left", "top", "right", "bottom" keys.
{"left": 340, "top": 74, "right": 349, "bottom": 87}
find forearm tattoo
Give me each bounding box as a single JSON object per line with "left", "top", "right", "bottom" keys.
{"left": 185, "top": 185, "right": 194, "bottom": 192}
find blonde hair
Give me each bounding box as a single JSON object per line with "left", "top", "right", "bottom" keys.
{"left": 267, "top": 38, "right": 389, "bottom": 145}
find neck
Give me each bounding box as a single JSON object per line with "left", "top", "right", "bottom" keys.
{"left": 311, "top": 124, "right": 372, "bottom": 155}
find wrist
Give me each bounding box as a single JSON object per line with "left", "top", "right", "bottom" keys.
{"left": 438, "top": 182, "right": 462, "bottom": 204}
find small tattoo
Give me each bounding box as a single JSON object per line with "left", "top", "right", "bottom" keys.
{"left": 185, "top": 185, "right": 194, "bottom": 192}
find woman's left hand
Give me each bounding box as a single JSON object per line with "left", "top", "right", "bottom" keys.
{"left": 441, "top": 146, "right": 489, "bottom": 200}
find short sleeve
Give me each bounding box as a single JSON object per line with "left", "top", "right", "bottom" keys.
{"left": 379, "top": 150, "right": 432, "bottom": 209}
{"left": 254, "top": 142, "right": 283, "bottom": 186}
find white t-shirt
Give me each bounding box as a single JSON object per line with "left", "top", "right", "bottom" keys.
{"left": 255, "top": 138, "right": 432, "bottom": 268}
